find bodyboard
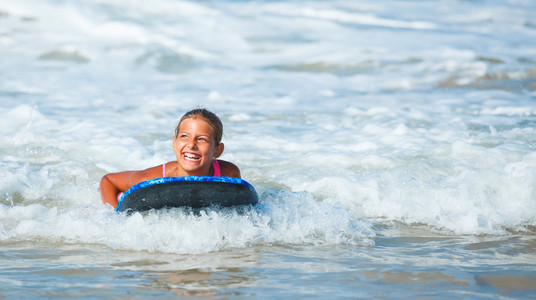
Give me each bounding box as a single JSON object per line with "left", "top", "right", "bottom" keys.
{"left": 116, "top": 176, "right": 258, "bottom": 212}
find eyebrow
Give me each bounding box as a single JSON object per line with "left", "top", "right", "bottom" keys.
{"left": 178, "top": 131, "right": 212, "bottom": 138}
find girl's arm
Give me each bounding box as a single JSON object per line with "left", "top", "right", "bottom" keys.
{"left": 99, "top": 171, "right": 136, "bottom": 209}
{"left": 99, "top": 166, "right": 162, "bottom": 209}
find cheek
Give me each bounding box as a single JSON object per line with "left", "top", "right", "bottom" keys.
{"left": 202, "top": 145, "right": 216, "bottom": 156}
{"left": 173, "top": 140, "right": 184, "bottom": 153}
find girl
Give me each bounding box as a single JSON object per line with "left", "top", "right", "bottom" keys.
{"left": 100, "top": 108, "right": 241, "bottom": 209}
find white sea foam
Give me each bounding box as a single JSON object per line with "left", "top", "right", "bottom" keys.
{"left": 0, "top": 190, "right": 375, "bottom": 253}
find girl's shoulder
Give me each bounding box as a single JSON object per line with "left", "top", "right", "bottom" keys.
{"left": 137, "top": 164, "right": 166, "bottom": 181}
{"left": 217, "top": 159, "right": 241, "bottom": 178}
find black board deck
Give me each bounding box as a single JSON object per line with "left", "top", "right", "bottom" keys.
{"left": 116, "top": 176, "right": 258, "bottom": 212}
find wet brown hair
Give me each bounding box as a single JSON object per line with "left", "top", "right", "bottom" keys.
{"left": 175, "top": 108, "right": 223, "bottom": 145}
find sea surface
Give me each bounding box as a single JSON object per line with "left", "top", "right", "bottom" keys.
{"left": 1, "top": 0, "right": 535, "bottom": 298}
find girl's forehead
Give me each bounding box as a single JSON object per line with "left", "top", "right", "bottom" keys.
{"left": 178, "top": 118, "right": 213, "bottom": 133}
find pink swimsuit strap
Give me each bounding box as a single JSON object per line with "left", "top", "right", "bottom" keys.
{"left": 162, "top": 160, "right": 221, "bottom": 177}
{"left": 212, "top": 159, "right": 221, "bottom": 177}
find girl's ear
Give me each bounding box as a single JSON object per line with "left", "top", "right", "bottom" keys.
{"left": 213, "top": 143, "right": 224, "bottom": 158}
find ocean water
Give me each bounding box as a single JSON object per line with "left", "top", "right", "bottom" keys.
{"left": 1, "top": 0, "right": 535, "bottom": 298}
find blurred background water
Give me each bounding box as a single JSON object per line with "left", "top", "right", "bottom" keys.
{"left": 1, "top": 0, "right": 535, "bottom": 298}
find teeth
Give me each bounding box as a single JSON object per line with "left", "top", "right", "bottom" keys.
{"left": 184, "top": 153, "right": 200, "bottom": 160}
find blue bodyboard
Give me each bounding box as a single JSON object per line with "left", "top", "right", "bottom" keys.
{"left": 116, "top": 176, "right": 258, "bottom": 212}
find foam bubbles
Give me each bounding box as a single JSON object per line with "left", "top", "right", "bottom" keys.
{"left": 0, "top": 190, "right": 376, "bottom": 254}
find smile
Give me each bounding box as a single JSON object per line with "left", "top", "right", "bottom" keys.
{"left": 183, "top": 152, "right": 201, "bottom": 161}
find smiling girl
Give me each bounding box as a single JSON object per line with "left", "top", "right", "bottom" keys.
{"left": 100, "top": 108, "right": 240, "bottom": 209}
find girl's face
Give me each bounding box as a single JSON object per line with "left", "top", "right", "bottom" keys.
{"left": 173, "top": 117, "right": 224, "bottom": 176}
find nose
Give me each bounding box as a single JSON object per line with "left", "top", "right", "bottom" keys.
{"left": 187, "top": 139, "right": 198, "bottom": 150}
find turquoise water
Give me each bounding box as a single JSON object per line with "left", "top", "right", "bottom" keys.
{"left": 1, "top": 0, "right": 535, "bottom": 298}
{"left": 3, "top": 233, "right": 535, "bottom": 298}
